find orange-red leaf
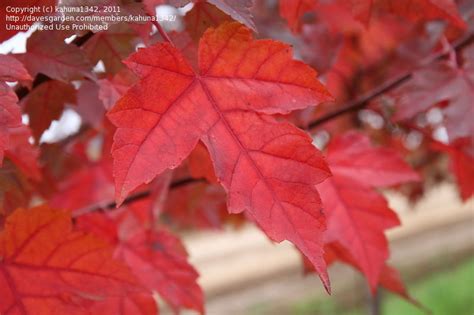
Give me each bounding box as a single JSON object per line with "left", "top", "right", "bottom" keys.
{"left": 0, "top": 205, "right": 146, "bottom": 315}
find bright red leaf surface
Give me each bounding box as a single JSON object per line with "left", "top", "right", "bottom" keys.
{"left": 318, "top": 132, "right": 419, "bottom": 289}
{"left": 77, "top": 205, "right": 204, "bottom": 314}
{"left": 0, "top": 205, "right": 150, "bottom": 315}
{"left": 109, "top": 22, "right": 333, "bottom": 289}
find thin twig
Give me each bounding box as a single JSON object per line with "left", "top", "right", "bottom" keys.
{"left": 72, "top": 177, "right": 203, "bottom": 217}
{"left": 308, "top": 31, "right": 473, "bottom": 130}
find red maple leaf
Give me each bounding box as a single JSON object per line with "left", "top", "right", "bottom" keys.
{"left": 0, "top": 205, "right": 150, "bottom": 315}
{"left": 318, "top": 132, "right": 419, "bottom": 289}
{"left": 77, "top": 204, "right": 204, "bottom": 313}
{"left": 108, "top": 22, "right": 333, "bottom": 289}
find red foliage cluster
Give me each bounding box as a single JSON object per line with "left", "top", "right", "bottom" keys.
{"left": 0, "top": 0, "right": 472, "bottom": 314}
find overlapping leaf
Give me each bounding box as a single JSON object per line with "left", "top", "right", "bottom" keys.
{"left": 393, "top": 45, "right": 474, "bottom": 142}
{"left": 279, "top": 0, "right": 465, "bottom": 32}
{"left": 0, "top": 55, "right": 31, "bottom": 165}
{"left": 15, "top": 31, "right": 94, "bottom": 82}
{"left": 432, "top": 139, "right": 474, "bottom": 201}
{"left": 318, "top": 132, "right": 419, "bottom": 289}
{"left": 21, "top": 80, "right": 76, "bottom": 141}
{"left": 0, "top": 205, "right": 149, "bottom": 315}
{"left": 177, "top": 0, "right": 255, "bottom": 31}
{"left": 83, "top": 24, "right": 141, "bottom": 74}
{"left": 108, "top": 22, "right": 333, "bottom": 289}
{"left": 77, "top": 205, "right": 204, "bottom": 313}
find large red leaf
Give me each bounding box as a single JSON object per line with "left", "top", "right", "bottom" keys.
{"left": 0, "top": 205, "right": 149, "bottom": 315}
{"left": 318, "top": 132, "right": 419, "bottom": 289}
{"left": 108, "top": 22, "right": 333, "bottom": 289}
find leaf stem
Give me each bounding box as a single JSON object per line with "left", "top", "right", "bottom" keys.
{"left": 152, "top": 20, "right": 175, "bottom": 46}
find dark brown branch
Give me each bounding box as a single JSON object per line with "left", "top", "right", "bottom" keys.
{"left": 71, "top": 31, "right": 474, "bottom": 216}
{"left": 73, "top": 177, "right": 203, "bottom": 217}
